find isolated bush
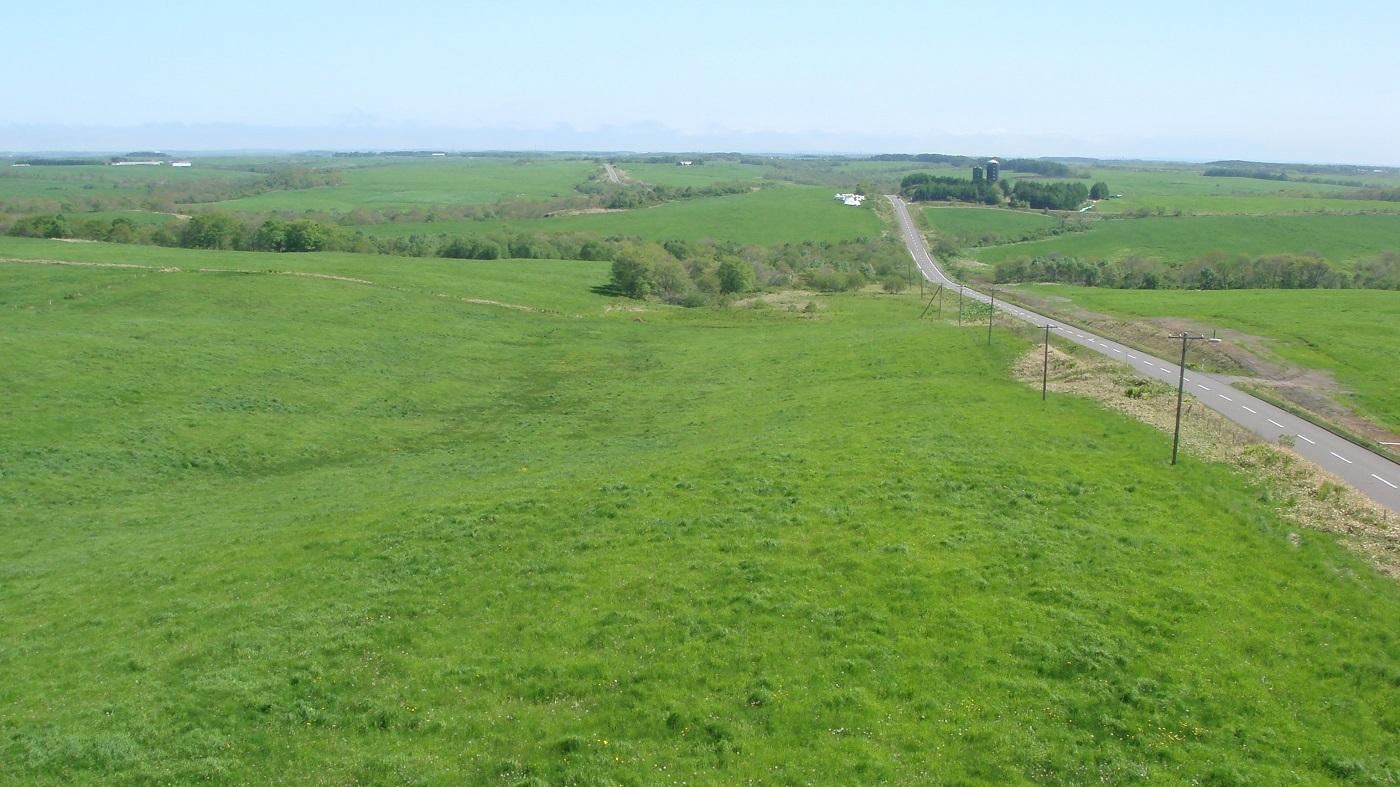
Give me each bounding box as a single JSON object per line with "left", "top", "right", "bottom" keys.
{"left": 609, "top": 255, "right": 651, "bottom": 298}
{"left": 716, "top": 258, "right": 756, "bottom": 294}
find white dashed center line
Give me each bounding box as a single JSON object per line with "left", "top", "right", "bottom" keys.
{"left": 1242, "top": 405, "right": 1257, "bottom": 414}
{"left": 1197, "top": 384, "right": 1211, "bottom": 391}
{"left": 1373, "top": 474, "right": 1399, "bottom": 490}
{"left": 1218, "top": 394, "right": 1233, "bottom": 402}
{"left": 1268, "top": 419, "right": 1285, "bottom": 428}
{"left": 1297, "top": 435, "right": 1316, "bottom": 445}
{"left": 1330, "top": 452, "right": 1353, "bottom": 464}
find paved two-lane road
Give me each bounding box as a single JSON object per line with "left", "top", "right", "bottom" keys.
{"left": 888, "top": 195, "right": 1400, "bottom": 513}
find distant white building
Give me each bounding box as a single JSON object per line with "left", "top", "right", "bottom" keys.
{"left": 10, "top": 163, "right": 30, "bottom": 167}
{"left": 111, "top": 160, "right": 163, "bottom": 166}
{"left": 834, "top": 192, "right": 866, "bottom": 206}
{"left": 171, "top": 161, "right": 192, "bottom": 168}
{"left": 677, "top": 160, "right": 693, "bottom": 166}
{"left": 431, "top": 152, "right": 447, "bottom": 157}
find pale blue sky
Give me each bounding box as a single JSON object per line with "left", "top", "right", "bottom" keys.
{"left": 3, "top": 0, "right": 1397, "bottom": 162}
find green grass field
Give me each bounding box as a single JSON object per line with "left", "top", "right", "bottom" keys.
{"left": 1081, "top": 168, "right": 1400, "bottom": 216}
{"left": 2, "top": 241, "right": 1398, "bottom": 783}
{"left": 1002, "top": 284, "right": 1400, "bottom": 434}
{"left": 921, "top": 206, "right": 1059, "bottom": 244}
{"left": 356, "top": 185, "right": 883, "bottom": 245}
{"left": 0, "top": 164, "right": 262, "bottom": 204}
{"left": 972, "top": 214, "right": 1400, "bottom": 266}
{"left": 614, "top": 161, "right": 771, "bottom": 187}
{"left": 207, "top": 158, "right": 599, "bottom": 212}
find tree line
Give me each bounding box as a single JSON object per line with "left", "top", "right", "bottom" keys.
{"left": 1003, "top": 159, "right": 1084, "bottom": 178}
{"left": 901, "top": 173, "right": 1100, "bottom": 211}
{"left": 577, "top": 178, "right": 755, "bottom": 209}
{"left": 6, "top": 209, "right": 916, "bottom": 303}
{"left": 608, "top": 236, "right": 913, "bottom": 305}
{"left": 993, "top": 251, "right": 1400, "bottom": 290}
{"left": 872, "top": 154, "right": 1086, "bottom": 177}
{"left": 1011, "top": 180, "right": 1090, "bottom": 210}
{"left": 901, "top": 174, "right": 1005, "bottom": 205}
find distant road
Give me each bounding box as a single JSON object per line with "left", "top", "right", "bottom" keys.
{"left": 888, "top": 195, "right": 1400, "bottom": 513}
{"left": 602, "top": 163, "right": 622, "bottom": 184}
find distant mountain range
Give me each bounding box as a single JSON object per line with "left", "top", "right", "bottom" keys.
{"left": 2, "top": 122, "right": 1395, "bottom": 168}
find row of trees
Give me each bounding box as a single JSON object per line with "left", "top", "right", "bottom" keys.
{"left": 901, "top": 174, "right": 1005, "bottom": 205}
{"left": 6, "top": 208, "right": 916, "bottom": 303}
{"left": 993, "top": 251, "right": 1400, "bottom": 290}
{"left": 1011, "top": 180, "right": 1090, "bottom": 210}
{"left": 1345, "top": 187, "right": 1400, "bottom": 202}
{"left": 902, "top": 173, "right": 1106, "bottom": 211}
{"left": 607, "top": 236, "right": 911, "bottom": 304}
{"left": 1203, "top": 167, "right": 1291, "bottom": 181}
{"left": 1003, "top": 159, "right": 1083, "bottom": 178}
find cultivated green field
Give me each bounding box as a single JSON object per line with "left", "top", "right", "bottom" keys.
{"left": 1002, "top": 284, "right": 1400, "bottom": 434}
{"left": 973, "top": 213, "right": 1400, "bottom": 266}
{"left": 614, "top": 161, "right": 771, "bottom": 187}
{"left": 0, "top": 164, "right": 261, "bottom": 203}
{"left": 2, "top": 242, "right": 1398, "bottom": 783}
{"left": 1081, "top": 168, "right": 1400, "bottom": 215}
{"left": 357, "top": 185, "right": 882, "bottom": 246}
{"left": 921, "top": 206, "right": 1059, "bottom": 244}
{"left": 207, "top": 158, "right": 598, "bottom": 212}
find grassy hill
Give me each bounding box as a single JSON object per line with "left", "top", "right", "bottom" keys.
{"left": 1, "top": 241, "right": 1397, "bottom": 783}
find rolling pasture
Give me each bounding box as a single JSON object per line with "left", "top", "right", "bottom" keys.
{"left": 206, "top": 157, "right": 600, "bottom": 212}
{"left": 357, "top": 185, "right": 882, "bottom": 246}
{"left": 1002, "top": 284, "right": 1400, "bottom": 434}
{"left": 921, "top": 205, "right": 1059, "bottom": 245}
{"left": 1, "top": 242, "right": 1397, "bottom": 783}
{"left": 972, "top": 213, "right": 1400, "bottom": 266}
{"left": 0, "top": 163, "right": 262, "bottom": 203}
{"left": 613, "top": 161, "right": 771, "bottom": 187}
{"left": 1081, "top": 167, "right": 1400, "bottom": 215}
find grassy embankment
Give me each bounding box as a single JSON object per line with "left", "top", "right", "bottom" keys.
{"left": 1000, "top": 284, "right": 1400, "bottom": 436}
{"left": 2, "top": 240, "right": 1398, "bottom": 783}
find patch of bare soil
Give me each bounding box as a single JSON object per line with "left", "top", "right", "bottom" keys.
{"left": 1013, "top": 346, "right": 1399, "bottom": 578}
{"left": 52, "top": 238, "right": 99, "bottom": 243}
{"left": 544, "top": 207, "right": 628, "bottom": 217}
{"left": 733, "top": 290, "right": 821, "bottom": 311}
{"left": 603, "top": 302, "right": 647, "bottom": 313}
{"left": 444, "top": 295, "right": 547, "bottom": 313}
{"left": 2, "top": 257, "right": 182, "bottom": 273}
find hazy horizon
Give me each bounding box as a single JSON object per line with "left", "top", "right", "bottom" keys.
{"left": 4, "top": 0, "right": 1397, "bottom": 165}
